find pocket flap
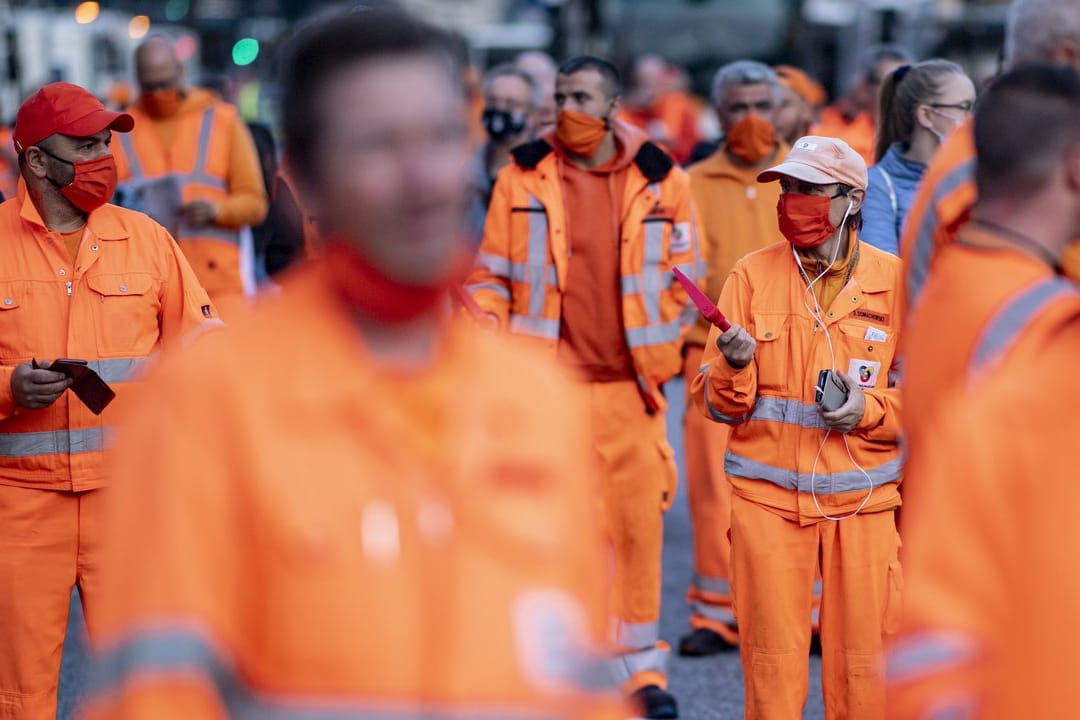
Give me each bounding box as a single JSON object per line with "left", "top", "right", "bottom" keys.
{"left": 0, "top": 285, "right": 20, "bottom": 310}
{"left": 86, "top": 273, "right": 154, "bottom": 297}
{"left": 752, "top": 313, "right": 787, "bottom": 342}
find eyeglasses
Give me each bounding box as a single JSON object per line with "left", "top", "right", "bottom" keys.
{"left": 927, "top": 101, "right": 975, "bottom": 113}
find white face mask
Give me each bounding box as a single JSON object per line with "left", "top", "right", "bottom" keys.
{"left": 926, "top": 106, "right": 963, "bottom": 144}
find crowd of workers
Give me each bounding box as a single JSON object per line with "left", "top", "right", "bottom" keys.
{"left": 0, "top": 0, "right": 1077, "bottom": 718}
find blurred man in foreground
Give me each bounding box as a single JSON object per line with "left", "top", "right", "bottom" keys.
{"left": 888, "top": 67, "right": 1080, "bottom": 719}
{"left": 82, "top": 10, "right": 623, "bottom": 720}
{"left": 0, "top": 82, "right": 215, "bottom": 720}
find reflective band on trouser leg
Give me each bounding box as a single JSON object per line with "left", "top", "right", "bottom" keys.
{"left": 969, "top": 277, "right": 1078, "bottom": 377}
{"left": 907, "top": 159, "right": 974, "bottom": 306}
{"left": 88, "top": 625, "right": 577, "bottom": 720}
{"left": 886, "top": 631, "right": 979, "bottom": 686}
{"left": 609, "top": 645, "right": 670, "bottom": 690}
{"left": 610, "top": 619, "right": 659, "bottom": 650}
{"left": 724, "top": 452, "right": 903, "bottom": 494}
{"left": 525, "top": 194, "right": 549, "bottom": 318}
{"left": 0, "top": 427, "right": 115, "bottom": 457}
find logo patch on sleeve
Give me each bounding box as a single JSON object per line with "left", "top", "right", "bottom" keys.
{"left": 848, "top": 359, "right": 882, "bottom": 388}
{"left": 852, "top": 309, "right": 890, "bottom": 325}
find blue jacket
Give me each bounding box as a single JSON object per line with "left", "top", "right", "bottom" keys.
{"left": 861, "top": 143, "right": 926, "bottom": 256}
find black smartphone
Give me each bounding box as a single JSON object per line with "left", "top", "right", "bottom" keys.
{"left": 815, "top": 369, "right": 848, "bottom": 412}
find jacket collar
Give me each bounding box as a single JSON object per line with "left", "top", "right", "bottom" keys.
{"left": 17, "top": 180, "right": 129, "bottom": 241}
{"left": 696, "top": 142, "right": 788, "bottom": 182}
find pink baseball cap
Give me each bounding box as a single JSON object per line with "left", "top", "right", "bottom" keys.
{"left": 757, "top": 135, "right": 868, "bottom": 191}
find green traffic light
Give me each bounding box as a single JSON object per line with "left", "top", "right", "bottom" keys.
{"left": 232, "top": 38, "right": 260, "bottom": 66}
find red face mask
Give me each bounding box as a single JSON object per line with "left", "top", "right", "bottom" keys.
{"left": 777, "top": 193, "right": 838, "bottom": 249}
{"left": 323, "top": 240, "right": 470, "bottom": 325}
{"left": 142, "top": 88, "right": 182, "bottom": 118}
{"left": 726, "top": 114, "right": 776, "bottom": 165}
{"left": 41, "top": 149, "right": 118, "bottom": 213}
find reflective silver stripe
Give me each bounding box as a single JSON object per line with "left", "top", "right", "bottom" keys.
{"left": 0, "top": 427, "right": 115, "bottom": 457}
{"left": 610, "top": 620, "right": 660, "bottom": 649}
{"left": 477, "top": 252, "right": 512, "bottom": 279}
{"left": 970, "top": 277, "right": 1076, "bottom": 375}
{"left": 626, "top": 318, "right": 682, "bottom": 349}
{"left": 525, "top": 195, "right": 549, "bottom": 317}
{"left": 89, "top": 357, "right": 150, "bottom": 384}
{"left": 886, "top": 631, "right": 978, "bottom": 685}
{"left": 812, "top": 579, "right": 823, "bottom": 596}
{"left": 188, "top": 106, "right": 219, "bottom": 188}
{"left": 91, "top": 625, "right": 568, "bottom": 719}
{"left": 118, "top": 131, "right": 143, "bottom": 179}
{"left": 810, "top": 608, "right": 820, "bottom": 626}
{"left": 692, "top": 573, "right": 731, "bottom": 596}
{"left": 641, "top": 221, "right": 666, "bottom": 324}
{"left": 691, "top": 601, "right": 736, "bottom": 626}
{"left": 724, "top": 451, "right": 902, "bottom": 494}
{"left": 610, "top": 644, "right": 669, "bottom": 685}
{"left": 700, "top": 369, "right": 747, "bottom": 424}
{"left": 749, "top": 396, "right": 828, "bottom": 431}
{"left": 508, "top": 315, "right": 559, "bottom": 340}
{"left": 465, "top": 282, "right": 511, "bottom": 302}
{"left": 906, "top": 159, "right": 974, "bottom": 305}
{"left": 621, "top": 271, "right": 674, "bottom": 295}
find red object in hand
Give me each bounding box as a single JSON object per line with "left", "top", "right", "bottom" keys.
{"left": 451, "top": 285, "right": 485, "bottom": 320}
{"left": 672, "top": 267, "right": 732, "bottom": 332}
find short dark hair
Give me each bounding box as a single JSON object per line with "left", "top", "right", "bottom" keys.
{"left": 279, "top": 7, "right": 457, "bottom": 183}
{"left": 557, "top": 55, "right": 622, "bottom": 98}
{"left": 975, "top": 64, "right": 1080, "bottom": 199}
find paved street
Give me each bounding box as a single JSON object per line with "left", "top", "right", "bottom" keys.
{"left": 56, "top": 376, "right": 825, "bottom": 719}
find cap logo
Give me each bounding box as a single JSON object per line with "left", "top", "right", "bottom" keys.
{"left": 795, "top": 141, "right": 819, "bottom": 151}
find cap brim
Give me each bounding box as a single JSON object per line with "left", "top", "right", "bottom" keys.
{"left": 757, "top": 160, "right": 836, "bottom": 185}
{"left": 61, "top": 108, "right": 135, "bottom": 138}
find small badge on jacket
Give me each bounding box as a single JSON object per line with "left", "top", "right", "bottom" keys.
{"left": 848, "top": 359, "right": 882, "bottom": 388}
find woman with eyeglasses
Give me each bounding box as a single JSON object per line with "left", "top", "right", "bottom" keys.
{"left": 862, "top": 60, "right": 976, "bottom": 255}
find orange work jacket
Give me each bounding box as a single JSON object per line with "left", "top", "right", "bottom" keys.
{"left": 112, "top": 91, "right": 266, "bottom": 298}
{"left": 82, "top": 261, "right": 625, "bottom": 720}
{"left": 886, "top": 307, "right": 1080, "bottom": 720}
{"left": 898, "top": 119, "right": 975, "bottom": 308}
{"left": 692, "top": 236, "right": 904, "bottom": 523}
{"left": 685, "top": 143, "right": 786, "bottom": 347}
{"left": 813, "top": 108, "right": 876, "bottom": 166}
{"left": 467, "top": 133, "right": 704, "bottom": 411}
{"left": 0, "top": 191, "right": 218, "bottom": 491}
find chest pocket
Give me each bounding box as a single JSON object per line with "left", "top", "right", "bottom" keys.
{"left": 0, "top": 282, "right": 31, "bottom": 363}
{"left": 85, "top": 273, "right": 160, "bottom": 357}
{"left": 837, "top": 320, "right": 897, "bottom": 389}
{"left": 752, "top": 313, "right": 793, "bottom": 396}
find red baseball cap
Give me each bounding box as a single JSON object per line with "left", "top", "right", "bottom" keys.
{"left": 13, "top": 82, "right": 134, "bottom": 154}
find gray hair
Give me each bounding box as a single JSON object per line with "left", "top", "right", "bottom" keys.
{"left": 710, "top": 60, "right": 781, "bottom": 108}
{"left": 483, "top": 63, "right": 542, "bottom": 110}
{"left": 1006, "top": 0, "right": 1080, "bottom": 66}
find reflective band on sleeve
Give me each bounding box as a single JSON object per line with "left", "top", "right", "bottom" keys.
{"left": 477, "top": 252, "right": 512, "bottom": 279}
{"left": 610, "top": 619, "right": 660, "bottom": 650}
{"left": 525, "top": 195, "right": 549, "bottom": 317}
{"left": 970, "top": 277, "right": 1077, "bottom": 376}
{"left": 691, "top": 573, "right": 731, "bottom": 596}
{"left": 509, "top": 315, "right": 560, "bottom": 340}
{"left": 465, "top": 282, "right": 511, "bottom": 302}
{"left": 89, "top": 357, "right": 151, "bottom": 385}
{"left": 906, "top": 159, "right": 975, "bottom": 305}
{"left": 886, "top": 631, "right": 979, "bottom": 685}
{"left": 724, "top": 451, "right": 902, "bottom": 494}
{"left": 609, "top": 644, "right": 669, "bottom": 686}
{"left": 0, "top": 427, "right": 115, "bottom": 457}
{"left": 91, "top": 623, "right": 576, "bottom": 719}
{"left": 691, "top": 601, "right": 736, "bottom": 626}
{"left": 701, "top": 371, "right": 747, "bottom": 425}
{"left": 625, "top": 318, "right": 682, "bottom": 349}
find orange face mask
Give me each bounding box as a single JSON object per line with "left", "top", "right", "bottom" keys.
{"left": 556, "top": 109, "right": 609, "bottom": 158}
{"left": 727, "top": 114, "right": 776, "bottom": 165}
{"left": 142, "top": 88, "right": 182, "bottom": 118}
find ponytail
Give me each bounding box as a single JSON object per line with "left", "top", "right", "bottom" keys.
{"left": 874, "top": 65, "right": 908, "bottom": 163}
{"left": 873, "top": 59, "right": 967, "bottom": 164}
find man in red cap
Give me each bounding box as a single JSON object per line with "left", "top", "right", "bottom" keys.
{"left": 0, "top": 81, "right": 216, "bottom": 720}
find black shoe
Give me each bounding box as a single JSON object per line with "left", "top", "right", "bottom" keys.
{"left": 809, "top": 631, "right": 822, "bottom": 656}
{"left": 630, "top": 684, "right": 679, "bottom": 719}
{"left": 678, "top": 627, "right": 738, "bottom": 656}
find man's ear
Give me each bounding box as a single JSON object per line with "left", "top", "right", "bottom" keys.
{"left": 22, "top": 147, "right": 49, "bottom": 179}
{"left": 848, "top": 187, "right": 866, "bottom": 214}
{"left": 607, "top": 96, "right": 622, "bottom": 123}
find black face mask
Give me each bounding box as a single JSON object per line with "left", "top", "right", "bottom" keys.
{"left": 482, "top": 108, "right": 528, "bottom": 143}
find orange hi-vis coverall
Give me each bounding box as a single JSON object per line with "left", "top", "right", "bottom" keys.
{"left": 887, "top": 307, "right": 1080, "bottom": 720}
{"left": 0, "top": 191, "right": 218, "bottom": 720}
{"left": 682, "top": 143, "right": 786, "bottom": 644}
{"left": 82, "top": 261, "right": 626, "bottom": 720}
{"left": 112, "top": 88, "right": 268, "bottom": 306}
{"left": 692, "top": 236, "right": 904, "bottom": 719}
{"left": 467, "top": 127, "right": 703, "bottom": 693}
{"left": 901, "top": 222, "right": 1080, "bottom": 505}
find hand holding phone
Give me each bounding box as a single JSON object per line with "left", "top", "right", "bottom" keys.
{"left": 815, "top": 369, "right": 849, "bottom": 412}
{"left": 34, "top": 358, "right": 116, "bottom": 415}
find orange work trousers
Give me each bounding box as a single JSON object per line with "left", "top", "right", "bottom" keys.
{"left": 681, "top": 345, "right": 738, "bottom": 643}
{"left": 0, "top": 485, "right": 104, "bottom": 720}
{"left": 587, "top": 380, "right": 676, "bottom": 694}
{"left": 730, "top": 494, "right": 901, "bottom": 720}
